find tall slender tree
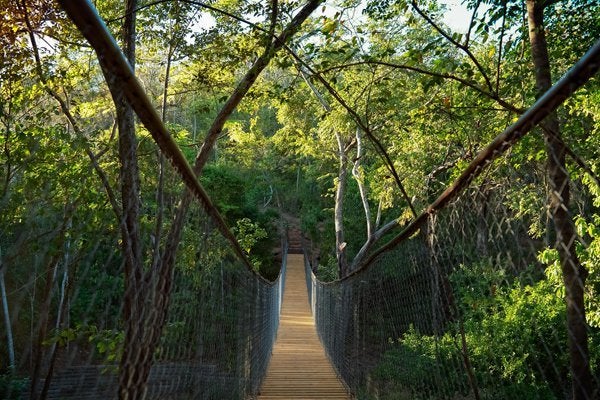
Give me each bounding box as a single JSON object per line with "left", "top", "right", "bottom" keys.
{"left": 526, "top": 1, "right": 593, "bottom": 398}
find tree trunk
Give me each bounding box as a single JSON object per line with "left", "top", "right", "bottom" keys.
{"left": 110, "top": 1, "right": 147, "bottom": 399}
{"left": 299, "top": 68, "right": 351, "bottom": 277}
{"left": 151, "top": 40, "right": 174, "bottom": 271}
{"left": 335, "top": 132, "right": 349, "bottom": 278}
{"left": 350, "top": 218, "right": 399, "bottom": 272}
{"left": 40, "top": 213, "right": 74, "bottom": 400}
{"left": 526, "top": 2, "right": 593, "bottom": 398}
{"left": 349, "top": 128, "right": 370, "bottom": 276}
{"left": 352, "top": 128, "right": 372, "bottom": 240}
{"left": 29, "top": 233, "right": 67, "bottom": 400}
{"left": 0, "top": 247, "right": 15, "bottom": 371}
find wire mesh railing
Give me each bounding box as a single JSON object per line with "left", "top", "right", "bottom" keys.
{"left": 0, "top": 1, "right": 288, "bottom": 398}
{"left": 1, "top": 189, "right": 286, "bottom": 399}
{"left": 309, "top": 174, "right": 600, "bottom": 399}
{"left": 307, "top": 44, "right": 600, "bottom": 400}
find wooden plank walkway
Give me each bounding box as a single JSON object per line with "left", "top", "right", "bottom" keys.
{"left": 257, "top": 253, "right": 351, "bottom": 400}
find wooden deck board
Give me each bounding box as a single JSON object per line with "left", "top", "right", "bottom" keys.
{"left": 256, "top": 254, "right": 351, "bottom": 400}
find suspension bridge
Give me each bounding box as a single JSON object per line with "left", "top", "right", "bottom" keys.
{"left": 257, "top": 253, "right": 350, "bottom": 400}
{"left": 2, "top": 1, "right": 600, "bottom": 399}
{"left": 12, "top": 190, "right": 600, "bottom": 400}
{"left": 19, "top": 246, "right": 354, "bottom": 400}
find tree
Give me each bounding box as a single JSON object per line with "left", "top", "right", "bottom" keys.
{"left": 0, "top": 247, "right": 14, "bottom": 372}
{"left": 526, "top": 1, "right": 592, "bottom": 397}
{"left": 58, "top": 0, "right": 324, "bottom": 398}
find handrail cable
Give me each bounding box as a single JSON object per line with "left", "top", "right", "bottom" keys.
{"left": 337, "top": 39, "right": 600, "bottom": 281}
{"left": 57, "top": 0, "right": 261, "bottom": 277}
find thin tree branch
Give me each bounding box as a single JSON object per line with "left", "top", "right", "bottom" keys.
{"left": 267, "top": 0, "right": 279, "bottom": 49}
{"left": 496, "top": 0, "right": 508, "bottom": 95}
{"left": 319, "top": 60, "right": 524, "bottom": 114}
{"left": 411, "top": 0, "right": 495, "bottom": 94}
{"left": 349, "top": 39, "right": 600, "bottom": 275}
{"left": 464, "top": 0, "right": 481, "bottom": 48}
{"left": 19, "top": 0, "right": 122, "bottom": 222}
{"left": 107, "top": 0, "right": 270, "bottom": 40}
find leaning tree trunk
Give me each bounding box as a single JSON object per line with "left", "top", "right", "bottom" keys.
{"left": 111, "top": 1, "right": 147, "bottom": 399}
{"left": 526, "top": 1, "right": 593, "bottom": 399}
{"left": 29, "top": 231, "right": 67, "bottom": 400}
{"left": 299, "top": 69, "right": 350, "bottom": 277}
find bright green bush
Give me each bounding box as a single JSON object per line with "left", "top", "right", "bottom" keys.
{"left": 366, "top": 259, "right": 571, "bottom": 399}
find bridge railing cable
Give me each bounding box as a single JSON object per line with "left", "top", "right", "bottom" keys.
{"left": 2, "top": 183, "right": 286, "bottom": 400}
{"left": 308, "top": 41, "right": 600, "bottom": 400}
{"left": 309, "top": 174, "right": 600, "bottom": 399}
{"left": 1, "top": 1, "right": 287, "bottom": 398}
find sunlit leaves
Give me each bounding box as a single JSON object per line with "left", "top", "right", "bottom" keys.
{"left": 234, "top": 217, "right": 267, "bottom": 255}
{"left": 573, "top": 216, "right": 600, "bottom": 328}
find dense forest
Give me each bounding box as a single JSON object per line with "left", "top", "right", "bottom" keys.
{"left": 1, "top": 0, "right": 600, "bottom": 399}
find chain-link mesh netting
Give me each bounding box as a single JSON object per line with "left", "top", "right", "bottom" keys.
{"left": 1, "top": 1, "right": 288, "bottom": 398}
{"left": 306, "top": 45, "right": 600, "bottom": 399}
{"left": 308, "top": 167, "right": 600, "bottom": 399}
{"left": 1, "top": 166, "right": 285, "bottom": 400}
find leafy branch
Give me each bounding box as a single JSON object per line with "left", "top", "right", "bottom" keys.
{"left": 289, "top": 51, "right": 418, "bottom": 219}
{"left": 353, "top": 41, "right": 600, "bottom": 273}
{"left": 19, "top": 0, "right": 121, "bottom": 222}
{"left": 319, "top": 60, "right": 524, "bottom": 114}
{"left": 410, "top": 0, "right": 495, "bottom": 94}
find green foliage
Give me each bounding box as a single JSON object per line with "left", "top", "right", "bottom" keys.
{"left": 469, "top": 280, "right": 567, "bottom": 392}
{"left": 198, "top": 163, "right": 279, "bottom": 277}
{"left": 367, "top": 259, "right": 572, "bottom": 399}
{"left": 200, "top": 164, "right": 248, "bottom": 220}
{"left": 44, "top": 324, "right": 124, "bottom": 367}
{"left": 234, "top": 217, "right": 268, "bottom": 269}
{"left": 88, "top": 327, "right": 124, "bottom": 365}
{"left": 0, "top": 372, "right": 29, "bottom": 400}
{"left": 315, "top": 254, "right": 340, "bottom": 282}
{"left": 369, "top": 326, "right": 468, "bottom": 399}
{"left": 69, "top": 250, "right": 123, "bottom": 326}
{"left": 574, "top": 215, "right": 600, "bottom": 328}
{"left": 449, "top": 261, "right": 508, "bottom": 322}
